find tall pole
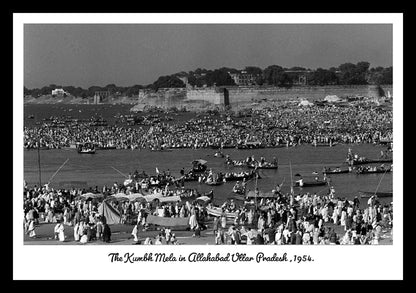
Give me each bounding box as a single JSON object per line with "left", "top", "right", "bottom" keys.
{"left": 37, "top": 139, "right": 41, "bottom": 188}
{"left": 255, "top": 174, "right": 258, "bottom": 210}
{"left": 289, "top": 161, "right": 294, "bottom": 205}
{"left": 374, "top": 168, "right": 389, "bottom": 196}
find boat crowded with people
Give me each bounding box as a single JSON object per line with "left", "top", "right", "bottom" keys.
{"left": 77, "top": 142, "right": 96, "bottom": 154}
{"left": 355, "top": 165, "right": 392, "bottom": 174}
{"left": 323, "top": 166, "right": 352, "bottom": 175}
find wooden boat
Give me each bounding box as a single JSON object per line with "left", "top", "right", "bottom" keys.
{"left": 182, "top": 172, "right": 200, "bottom": 182}
{"left": 293, "top": 180, "right": 328, "bottom": 187}
{"left": 226, "top": 160, "right": 248, "bottom": 167}
{"left": 346, "top": 157, "right": 392, "bottom": 166}
{"left": 224, "top": 171, "right": 256, "bottom": 181}
{"left": 323, "top": 168, "right": 351, "bottom": 175}
{"left": 358, "top": 191, "right": 393, "bottom": 198}
{"left": 356, "top": 167, "right": 392, "bottom": 174}
{"left": 236, "top": 141, "right": 264, "bottom": 149}
{"left": 247, "top": 163, "right": 278, "bottom": 169}
{"left": 150, "top": 148, "right": 173, "bottom": 152}
{"left": 192, "top": 159, "right": 208, "bottom": 172}
{"left": 180, "top": 190, "right": 214, "bottom": 202}
{"left": 77, "top": 142, "right": 96, "bottom": 154}
{"left": 206, "top": 206, "right": 239, "bottom": 218}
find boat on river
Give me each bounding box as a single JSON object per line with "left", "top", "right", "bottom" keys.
{"left": 293, "top": 178, "right": 328, "bottom": 187}
{"left": 247, "top": 162, "right": 278, "bottom": 169}
{"left": 312, "top": 141, "right": 337, "bottom": 147}
{"left": 347, "top": 157, "right": 393, "bottom": 166}
{"left": 95, "top": 145, "right": 117, "bottom": 150}
{"left": 180, "top": 190, "right": 214, "bottom": 202}
{"left": 355, "top": 166, "right": 392, "bottom": 174}
{"left": 224, "top": 171, "right": 257, "bottom": 181}
{"left": 323, "top": 167, "right": 352, "bottom": 175}
{"left": 77, "top": 142, "right": 96, "bottom": 154}
{"left": 192, "top": 159, "right": 208, "bottom": 172}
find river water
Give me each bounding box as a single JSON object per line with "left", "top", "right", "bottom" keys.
{"left": 24, "top": 143, "right": 393, "bottom": 206}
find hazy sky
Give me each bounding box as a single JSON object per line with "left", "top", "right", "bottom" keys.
{"left": 24, "top": 24, "right": 392, "bottom": 88}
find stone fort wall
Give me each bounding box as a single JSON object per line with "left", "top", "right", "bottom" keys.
{"left": 186, "top": 85, "right": 393, "bottom": 105}
{"left": 130, "top": 85, "right": 393, "bottom": 111}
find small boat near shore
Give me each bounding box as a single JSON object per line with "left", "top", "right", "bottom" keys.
{"left": 77, "top": 142, "right": 96, "bottom": 154}
{"left": 323, "top": 167, "right": 352, "bottom": 175}
{"left": 180, "top": 190, "right": 214, "bottom": 202}
{"left": 224, "top": 171, "right": 257, "bottom": 181}
{"left": 355, "top": 166, "right": 392, "bottom": 174}
{"left": 247, "top": 163, "right": 278, "bottom": 169}
{"left": 293, "top": 179, "right": 328, "bottom": 187}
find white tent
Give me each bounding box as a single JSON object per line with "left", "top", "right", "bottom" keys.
{"left": 324, "top": 95, "right": 342, "bottom": 103}
{"left": 298, "top": 100, "right": 314, "bottom": 107}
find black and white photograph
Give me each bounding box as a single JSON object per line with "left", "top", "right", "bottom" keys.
{"left": 13, "top": 13, "right": 403, "bottom": 280}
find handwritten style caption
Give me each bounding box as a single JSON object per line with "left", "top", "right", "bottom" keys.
{"left": 108, "top": 252, "right": 314, "bottom": 264}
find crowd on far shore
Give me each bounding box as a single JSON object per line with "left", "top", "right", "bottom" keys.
{"left": 23, "top": 178, "right": 393, "bottom": 245}
{"left": 24, "top": 104, "right": 392, "bottom": 150}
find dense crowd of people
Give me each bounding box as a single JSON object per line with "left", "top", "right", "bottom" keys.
{"left": 24, "top": 103, "right": 392, "bottom": 150}
{"left": 23, "top": 179, "right": 393, "bottom": 245}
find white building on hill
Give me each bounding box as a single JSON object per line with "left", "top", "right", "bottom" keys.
{"left": 51, "top": 88, "right": 68, "bottom": 96}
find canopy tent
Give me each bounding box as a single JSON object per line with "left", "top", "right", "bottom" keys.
{"left": 98, "top": 200, "right": 122, "bottom": 225}
{"left": 80, "top": 192, "right": 104, "bottom": 200}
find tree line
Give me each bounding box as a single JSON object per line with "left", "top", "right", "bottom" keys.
{"left": 24, "top": 62, "right": 392, "bottom": 98}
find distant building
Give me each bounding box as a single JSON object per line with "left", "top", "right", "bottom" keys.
{"left": 51, "top": 88, "right": 68, "bottom": 96}
{"left": 284, "top": 70, "right": 312, "bottom": 85}
{"left": 229, "top": 71, "right": 260, "bottom": 86}
{"left": 93, "top": 91, "right": 110, "bottom": 104}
